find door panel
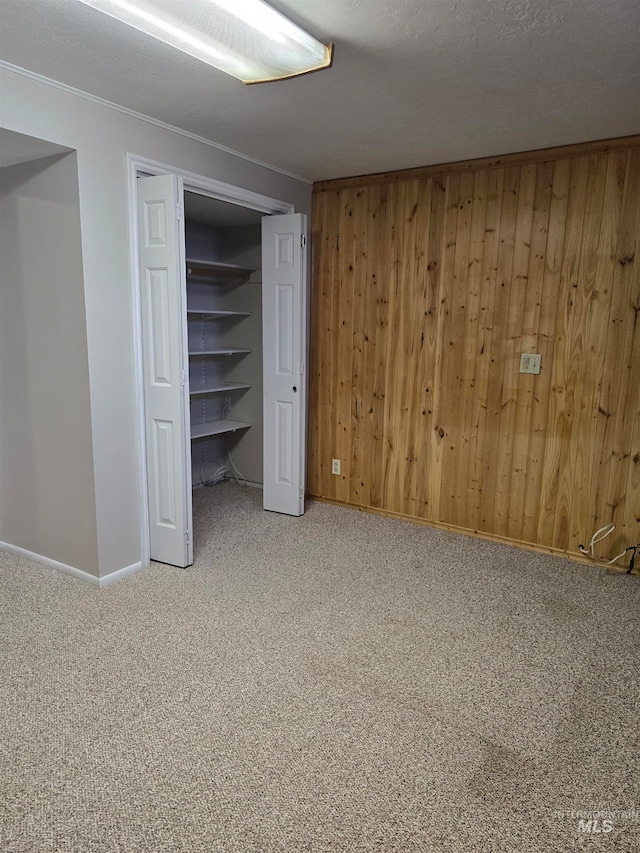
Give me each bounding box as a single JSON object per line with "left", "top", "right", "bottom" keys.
{"left": 276, "top": 285, "right": 294, "bottom": 373}
{"left": 137, "top": 174, "right": 192, "bottom": 566}
{"left": 276, "top": 400, "right": 293, "bottom": 484}
{"left": 147, "top": 268, "right": 174, "bottom": 385}
{"left": 262, "top": 213, "right": 307, "bottom": 516}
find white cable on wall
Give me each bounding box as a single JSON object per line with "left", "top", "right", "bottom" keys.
{"left": 579, "top": 524, "right": 633, "bottom": 566}
{"left": 225, "top": 440, "right": 247, "bottom": 487}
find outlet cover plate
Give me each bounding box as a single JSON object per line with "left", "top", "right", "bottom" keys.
{"left": 520, "top": 353, "right": 541, "bottom": 375}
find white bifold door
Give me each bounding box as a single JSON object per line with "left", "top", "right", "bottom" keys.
{"left": 262, "top": 214, "right": 307, "bottom": 517}
{"left": 138, "top": 175, "right": 308, "bottom": 567}
{"left": 137, "top": 174, "right": 192, "bottom": 567}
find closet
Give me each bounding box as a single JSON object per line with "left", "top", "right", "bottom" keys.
{"left": 136, "top": 173, "right": 308, "bottom": 569}
{"left": 184, "top": 191, "right": 264, "bottom": 491}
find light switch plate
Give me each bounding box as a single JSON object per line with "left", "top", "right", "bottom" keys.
{"left": 520, "top": 353, "right": 542, "bottom": 375}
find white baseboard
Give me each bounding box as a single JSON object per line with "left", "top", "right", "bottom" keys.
{"left": 0, "top": 542, "right": 144, "bottom": 588}
{"left": 98, "top": 560, "right": 144, "bottom": 587}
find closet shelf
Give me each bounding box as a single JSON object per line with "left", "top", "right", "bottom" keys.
{"left": 186, "top": 259, "right": 255, "bottom": 282}
{"left": 187, "top": 309, "right": 251, "bottom": 318}
{"left": 190, "top": 419, "right": 251, "bottom": 439}
{"left": 190, "top": 382, "right": 251, "bottom": 396}
{"left": 188, "top": 348, "right": 251, "bottom": 356}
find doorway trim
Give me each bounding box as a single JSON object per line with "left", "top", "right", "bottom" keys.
{"left": 126, "top": 153, "right": 296, "bottom": 567}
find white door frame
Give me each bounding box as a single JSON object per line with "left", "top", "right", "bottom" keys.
{"left": 126, "top": 153, "right": 296, "bottom": 567}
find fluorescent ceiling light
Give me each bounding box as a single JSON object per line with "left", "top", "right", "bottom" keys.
{"left": 75, "top": 0, "right": 334, "bottom": 84}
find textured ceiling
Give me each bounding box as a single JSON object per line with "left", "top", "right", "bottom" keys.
{"left": 1, "top": 0, "right": 639, "bottom": 181}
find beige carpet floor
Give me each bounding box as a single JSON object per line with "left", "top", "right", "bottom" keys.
{"left": 1, "top": 483, "right": 639, "bottom": 852}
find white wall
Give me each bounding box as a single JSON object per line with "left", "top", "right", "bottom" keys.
{"left": 0, "top": 67, "right": 312, "bottom": 579}
{"left": 0, "top": 152, "right": 99, "bottom": 575}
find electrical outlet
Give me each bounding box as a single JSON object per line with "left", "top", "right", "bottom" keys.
{"left": 332, "top": 459, "right": 341, "bottom": 475}
{"left": 520, "top": 353, "right": 542, "bottom": 375}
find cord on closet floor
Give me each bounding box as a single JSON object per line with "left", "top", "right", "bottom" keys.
{"left": 200, "top": 447, "right": 248, "bottom": 488}
{"left": 200, "top": 459, "right": 229, "bottom": 487}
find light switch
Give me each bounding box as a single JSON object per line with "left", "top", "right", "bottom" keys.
{"left": 520, "top": 353, "right": 542, "bottom": 375}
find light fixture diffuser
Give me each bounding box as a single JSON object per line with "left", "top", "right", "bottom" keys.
{"left": 75, "top": 0, "right": 334, "bottom": 84}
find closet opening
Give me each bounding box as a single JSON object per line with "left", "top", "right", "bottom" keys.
{"left": 184, "top": 191, "right": 265, "bottom": 494}
{"left": 131, "top": 159, "right": 308, "bottom": 569}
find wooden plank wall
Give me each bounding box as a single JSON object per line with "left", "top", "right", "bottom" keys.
{"left": 308, "top": 141, "right": 640, "bottom": 562}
